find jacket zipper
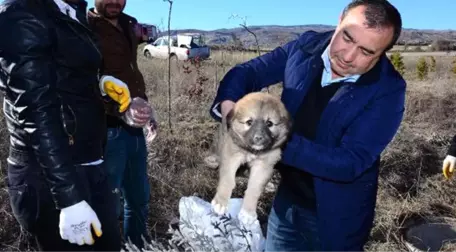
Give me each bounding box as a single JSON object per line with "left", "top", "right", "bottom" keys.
{"left": 53, "top": 14, "right": 102, "bottom": 146}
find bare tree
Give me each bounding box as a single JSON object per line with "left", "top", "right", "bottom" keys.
{"left": 156, "top": 17, "right": 165, "bottom": 35}
{"left": 229, "top": 14, "right": 268, "bottom": 92}
{"left": 228, "top": 14, "right": 261, "bottom": 57}
{"left": 163, "top": 0, "right": 173, "bottom": 132}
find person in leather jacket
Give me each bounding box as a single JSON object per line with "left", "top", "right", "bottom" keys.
{"left": 0, "top": 0, "right": 132, "bottom": 250}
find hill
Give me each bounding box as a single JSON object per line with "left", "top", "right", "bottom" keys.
{"left": 147, "top": 24, "right": 456, "bottom": 50}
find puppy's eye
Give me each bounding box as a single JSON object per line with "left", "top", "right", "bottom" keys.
{"left": 266, "top": 120, "right": 273, "bottom": 127}
{"left": 246, "top": 119, "right": 253, "bottom": 126}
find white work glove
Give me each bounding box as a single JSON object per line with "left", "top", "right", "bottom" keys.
{"left": 443, "top": 155, "right": 456, "bottom": 179}
{"left": 99, "top": 75, "right": 131, "bottom": 113}
{"left": 59, "top": 200, "right": 102, "bottom": 245}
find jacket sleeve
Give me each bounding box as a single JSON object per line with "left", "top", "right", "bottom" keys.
{"left": 447, "top": 135, "right": 456, "bottom": 157}
{"left": 0, "top": 11, "right": 87, "bottom": 209}
{"left": 209, "top": 36, "right": 303, "bottom": 122}
{"left": 281, "top": 81, "right": 406, "bottom": 183}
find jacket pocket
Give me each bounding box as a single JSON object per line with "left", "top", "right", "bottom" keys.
{"left": 7, "top": 184, "right": 40, "bottom": 233}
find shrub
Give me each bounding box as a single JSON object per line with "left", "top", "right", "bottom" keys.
{"left": 416, "top": 56, "right": 428, "bottom": 80}
{"left": 390, "top": 52, "right": 405, "bottom": 75}
{"left": 429, "top": 56, "right": 436, "bottom": 72}
{"left": 452, "top": 57, "right": 456, "bottom": 75}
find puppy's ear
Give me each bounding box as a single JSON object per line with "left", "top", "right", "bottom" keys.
{"left": 225, "top": 109, "right": 234, "bottom": 130}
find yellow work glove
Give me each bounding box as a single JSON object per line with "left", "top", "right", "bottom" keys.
{"left": 99, "top": 75, "right": 131, "bottom": 113}
{"left": 442, "top": 154, "right": 456, "bottom": 179}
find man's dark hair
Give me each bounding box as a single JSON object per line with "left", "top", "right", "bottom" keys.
{"left": 341, "top": 0, "right": 402, "bottom": 51}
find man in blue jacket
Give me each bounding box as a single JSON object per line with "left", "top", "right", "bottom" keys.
{"left": 209, "top": 0, "right": 405, "bottom": 251}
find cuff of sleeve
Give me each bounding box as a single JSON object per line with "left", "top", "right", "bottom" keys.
{"left": 447, "top": 135, "right": 456, "bottom": 157}
{"left": 52, "top": 184, "right": 88, "bottom": 210}
{"left": 281, "top": 134, "right": 301, "bottom": 165}
{"left": 99, "top": 75, "right": 108, "bottom": 96}
{"left": 448, "top": 146, "right": 456, "bottom": 157}
{"left": 209, "top": 93, "right": 244, "bottom": 122}
{"left": 98, "top": 75, "right": 128, "bottom": 97}
{"left": 211, "top": 102, "right": 222, "bottom": 119}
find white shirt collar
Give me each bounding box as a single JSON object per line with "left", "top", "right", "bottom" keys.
{"left": 320, "top": 45, "right": 360, "bottom": 87}
{"left": 52, "top": 0, "right": 80, "bottom": 23}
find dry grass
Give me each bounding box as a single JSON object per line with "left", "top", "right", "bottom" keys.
{"left": 0, "top": 47, "right": 456, "bottom": 251}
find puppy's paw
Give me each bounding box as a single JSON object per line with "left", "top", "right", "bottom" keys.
{"left": 204, "top": 154, "right": 219, "bottom": 169}
{"left": 264, "top": 181, "right": 277, "bottom": 193}
{"left": 238, "top": 208, "right": 257, "bottom": 226}
{"left": 211, "top": 194, "right": 229, "bottom": 215}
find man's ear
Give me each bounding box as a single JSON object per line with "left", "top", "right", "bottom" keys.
{"left": 225, "top": 109, "right": 234, "bottom": 130}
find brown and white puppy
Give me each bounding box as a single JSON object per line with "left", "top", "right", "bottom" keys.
{"left": 210, "top": 91, "right": 292, "bottom": 219}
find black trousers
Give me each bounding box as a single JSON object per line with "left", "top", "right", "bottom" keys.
{"left": 6, "top": 147, "right": 121, "bottom": 251}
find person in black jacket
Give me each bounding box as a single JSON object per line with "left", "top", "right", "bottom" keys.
{"left": 0, "top": 0, "right": 132, "bottom": 250}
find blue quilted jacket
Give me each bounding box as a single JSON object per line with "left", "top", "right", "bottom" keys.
{"left": 209, "top": 30, "right": 406, "bottom": 251}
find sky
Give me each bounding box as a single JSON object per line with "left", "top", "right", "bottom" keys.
{"left": 88, "top": 0, "right": 455, "bottom": 31}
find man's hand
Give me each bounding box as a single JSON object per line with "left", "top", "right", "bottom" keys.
{"left": 121, "top": 97, "right": 154, "bottom": 128}
{"left": 443, "top": 155, "right": 456, "bottom": 179}
{"left": 59, "top": 200, "right": 102, "bottom": 246}
{"left": 221, "top": 100, "right": 235, "bottom": 119}
{"left": 145, "top": 119, "right": 158, "bottom": 143}
{"left": 99, "top": 75, "right": 131, "bottom": 113}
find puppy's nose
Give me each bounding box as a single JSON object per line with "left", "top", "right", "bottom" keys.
{"left": 253, "top": 134, "right": 264, "bottom": 142}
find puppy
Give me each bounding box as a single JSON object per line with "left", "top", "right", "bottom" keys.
{"left": 211, "top": 91, "right": 292, "bottom": 220}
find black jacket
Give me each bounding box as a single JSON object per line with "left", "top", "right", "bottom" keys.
{"left": 448, "top": 135, "right": 456, "bottom": 157}
{"left": 87, "top": 9, "right": 148, "bottom": 131}
{"left": 0, "top": 0, "right": 107, "bottom": 209}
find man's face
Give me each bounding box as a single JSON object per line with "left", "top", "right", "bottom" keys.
{"left": 328, "top": 5, "right": 394, "bottom": 78}
{"left": 95, "top": 0, "right": 125, "bottom": 19}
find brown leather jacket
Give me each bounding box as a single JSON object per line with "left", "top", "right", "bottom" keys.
{"left": 87, "top": 8, "right": 147, "bottom": 128}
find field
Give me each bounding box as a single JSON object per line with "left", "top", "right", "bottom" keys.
{"left": 0, "top": 46, "right": 456, "bottom": 251}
